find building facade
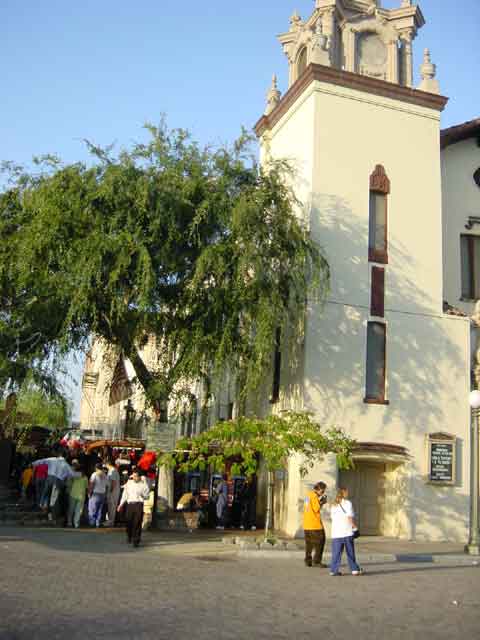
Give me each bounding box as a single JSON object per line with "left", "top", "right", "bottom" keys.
{"left": 257, "top": 0, "right": 472, "bottom": 542}
{"left": 79, "top": 1, "right": 477, "bottom": 542}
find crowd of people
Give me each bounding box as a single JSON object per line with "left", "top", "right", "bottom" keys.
{"left": 176, "top": 476, "right": 257, "bottom": 531}
{"left": 16, "top": 449, "right": 154, "bottom": 547}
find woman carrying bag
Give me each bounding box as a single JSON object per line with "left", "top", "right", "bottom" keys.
{"left": 329, "top": 487, "right": 363, "bottom": 576}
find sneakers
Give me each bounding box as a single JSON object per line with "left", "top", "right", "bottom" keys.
{"left": 250, "top": 526, "right": 256, "bottom": 531}
{"left": 329, "top": 572, "right": 342, "bottom": 576}
{"left": 305, "top": 560, "right": 313, "bottom": 567}
{"left": 215, "top": 526, "right": 224, "bottom": 530}
{"left": 352, "top": 569, "right": 364, "bottom": 576}
{"left": 239, "top": 525, "right": 245, "bottom": 530}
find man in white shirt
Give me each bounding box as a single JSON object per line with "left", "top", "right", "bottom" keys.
{"left": 117, "top": 470, "right": 150, "bottom": 547}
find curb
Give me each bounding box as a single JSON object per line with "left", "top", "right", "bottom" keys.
{"left": 238, "top": 549, "right": 480, "bottom": 566}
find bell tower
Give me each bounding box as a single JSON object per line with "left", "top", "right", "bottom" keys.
{"left": 253, "top": 3, "right": 471, "bottom": 544}
{"left": 278, "top": 0, "right": 425, "bottom": 88}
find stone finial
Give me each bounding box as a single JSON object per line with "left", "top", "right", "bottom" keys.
{"left": 310, "top": 20, "right": 330, "bottom": 66}
{"left": 265, "top": 74, "right": 281, "bottom": 116}
{"left": 289, "top": 10, "right": 302, "bottom": 31}
{"left": 401, "top": 0, "right": 413, "bottom": 7}
{"left": 417, "top": 48, "right": 440, "bottom": 94}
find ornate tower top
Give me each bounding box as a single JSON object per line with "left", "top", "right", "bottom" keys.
{"left": 278, "top": 0, "right": 426, "bottom": 89}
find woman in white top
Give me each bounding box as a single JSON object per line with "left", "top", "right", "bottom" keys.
{"left": 329, "top": 487, "right": 362, "bottom": 576}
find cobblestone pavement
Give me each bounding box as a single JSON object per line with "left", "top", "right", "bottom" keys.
{"left": 0, "top": 527, "right": 479, "bottom": 640}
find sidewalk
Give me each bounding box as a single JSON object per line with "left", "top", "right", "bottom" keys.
{"left": 140, "top": 529, "right": 478, "bottom": 566}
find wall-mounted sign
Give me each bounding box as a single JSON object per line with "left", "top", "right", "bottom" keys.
{"left": 146, "top": 422, "right": 177, "bottom": 453}
{"left": 427, "top": 433, "right": 456, "bottom": 485}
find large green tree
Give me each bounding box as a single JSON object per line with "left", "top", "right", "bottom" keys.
{"left": 0, "top": 122, "right": 329, "bottom": 412}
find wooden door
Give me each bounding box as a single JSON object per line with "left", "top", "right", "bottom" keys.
{"left": 339, "top": 462, "right": 385, "bottom": 535}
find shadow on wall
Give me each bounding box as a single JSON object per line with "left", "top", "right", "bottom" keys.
{"left": 297, "top": 192, "right": 467, "bottom": 433}
{"left": 278, "top": 192, "right": 471, "bottom": 542}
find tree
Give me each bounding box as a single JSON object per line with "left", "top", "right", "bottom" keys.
{"left": 159, "top": 411, "right": 356, "bottom": 537}
{"left": 0, "top": 122, "right": 329, "bottom": 412}
{"left": 0, "top": 382, "right": 71, "bottom": 449}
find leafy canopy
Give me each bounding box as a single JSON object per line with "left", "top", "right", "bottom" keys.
{"left": 159, "top": 412, "right": 355, "bottom": 477}
{"left": 0, "top": 121, "right": 329, "bottom": 409}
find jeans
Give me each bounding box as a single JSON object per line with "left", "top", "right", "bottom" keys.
{"left": 40, "top": 476, "right": 55, "bottom": 509}
{"left": 68, "top": 496, "right": 85, "bottom": 528}
{"left": 34, "top": 478, "right": 46, "bottom": 507}
{"left": 88, "top": 493, "right": 106, "bottom": 527}
{"left": 304, "top": 529, "right": 326, "bottom": 565}
{"left": 330, "top": 536, "right": 360, "bottom": 574}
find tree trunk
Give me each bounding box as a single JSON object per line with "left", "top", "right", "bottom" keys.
{"left": 264, "top": 470, "right": 274, "bottom": 541}
{"left": 123, "top": 344, "right": 164, "bottom": 415}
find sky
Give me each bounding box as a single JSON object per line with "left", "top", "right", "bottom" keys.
{"left": 1, "top": 0, "right": 479, "bottom": 419}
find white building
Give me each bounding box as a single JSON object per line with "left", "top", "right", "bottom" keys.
{"left": 257, "top": 0, "right": 473, "bottom": 542}
{"left": 79, "top": 1, "right": 477, "bottom": 542}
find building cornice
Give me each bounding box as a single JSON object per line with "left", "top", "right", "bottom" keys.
{"left": 255, "top": 63, "right": 448, "bottom": 137}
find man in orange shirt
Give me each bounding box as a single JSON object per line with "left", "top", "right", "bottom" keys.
{"left": 303, "top": 481, "right": 327, "bottom": 567}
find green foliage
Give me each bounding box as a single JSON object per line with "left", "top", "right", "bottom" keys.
{"left": 0, "top": 121, "right": 329, "bottom": 409}
{"left": 159, "top": 411, "right": 356, "bottom": 476}
{"left": 0, "top": 382, "right": 71, "bottom": 430}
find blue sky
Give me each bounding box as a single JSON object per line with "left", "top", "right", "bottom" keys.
{"left": 1, "top": 0, "right": 479, "bottom": 418}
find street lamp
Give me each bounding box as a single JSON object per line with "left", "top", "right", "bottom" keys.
{"left": 466, "top": 390, "right": 480, "bottom": 555}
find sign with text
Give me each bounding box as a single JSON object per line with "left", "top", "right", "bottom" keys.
{"left": 427, "top": 434, "right": 456, "bottom": 485}
{"left": 146, "top": 422, "right": 177, "bottom": 453}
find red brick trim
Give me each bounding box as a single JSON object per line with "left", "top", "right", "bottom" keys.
{"left": 255, "top": 64, "right": 448, "bottom": 136}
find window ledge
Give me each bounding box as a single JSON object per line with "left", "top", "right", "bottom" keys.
{"left": 363, "top": 397, "right": 390, "bottom": 406}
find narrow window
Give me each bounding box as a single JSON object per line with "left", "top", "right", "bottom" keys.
{"left": 297, "top": 47, "right": 307, "bottom": 79}
{"left": 460, "top": 235, "right": 480, "bottom": 300}
{"left": 370, "top": 266, "right": 385, "bottom": 317}
{"left": 368, "top": 165, "right": 390, "bottom": 264}
{"left": 270, "top": 327, "right": 282, "bottom": 404}
{"left": 365, "top": 322, "right": 387, "bottom": 404}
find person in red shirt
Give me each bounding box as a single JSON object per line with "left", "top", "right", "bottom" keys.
{"left": 33, "top": 462, "right": 48, "bottom": 508}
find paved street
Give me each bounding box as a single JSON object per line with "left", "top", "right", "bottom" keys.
{"left": 0, "top": 527, "right": 479, "bottom": 640}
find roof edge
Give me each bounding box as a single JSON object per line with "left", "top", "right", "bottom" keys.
{"left": 255, "top": 64, "right": 448, "bottom": 137}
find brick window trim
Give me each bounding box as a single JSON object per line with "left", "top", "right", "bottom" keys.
{"left": 370, "top": 266, "right": 385, "bottom": 318}
{"left": 363, "top": 397, "right": 390, "bottom": 405}
{"left": 365, "top": 321, "right": 387, "bottom": 405}
{"left": 368, "top": 165, "right": 390, "bottom": 265}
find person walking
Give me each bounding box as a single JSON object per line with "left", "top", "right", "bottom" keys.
{"left": 329, "top": 487, "right": 363, "bottom": 576}
{"left": 34, "top": 455, "right": 73, "bottom": 520}
{"left": 117, "top": 470, "right": 150, "bottom": 547}
{"left": 239, "top": 478, "right": 257, "bottom": 531}
{"left": 66, "top": 462, "right": 88, "bottom": 528}
{"left": 20, "top": 464, "right": 33, "bottom": 501}
{"left": 106, "top": 461, "right": 121, "bottom": 526}
{"left": 32, "top": 460, "right": 48, "bottom": 508}
{"left": 303, "top": 481, "right": 328, "bottom": 567}
{"left": 88, "top": 463, "right": 108, "bottom": 527}
{"left": 215, "top": 479, "right": 228, "bottom": 530}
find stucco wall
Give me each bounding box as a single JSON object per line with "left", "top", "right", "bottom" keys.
{"left": 264, "top": 81, "right": 471, "bottom": 542}
{"left": 442, "top": 138, "right": 480, "bottom": 315}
